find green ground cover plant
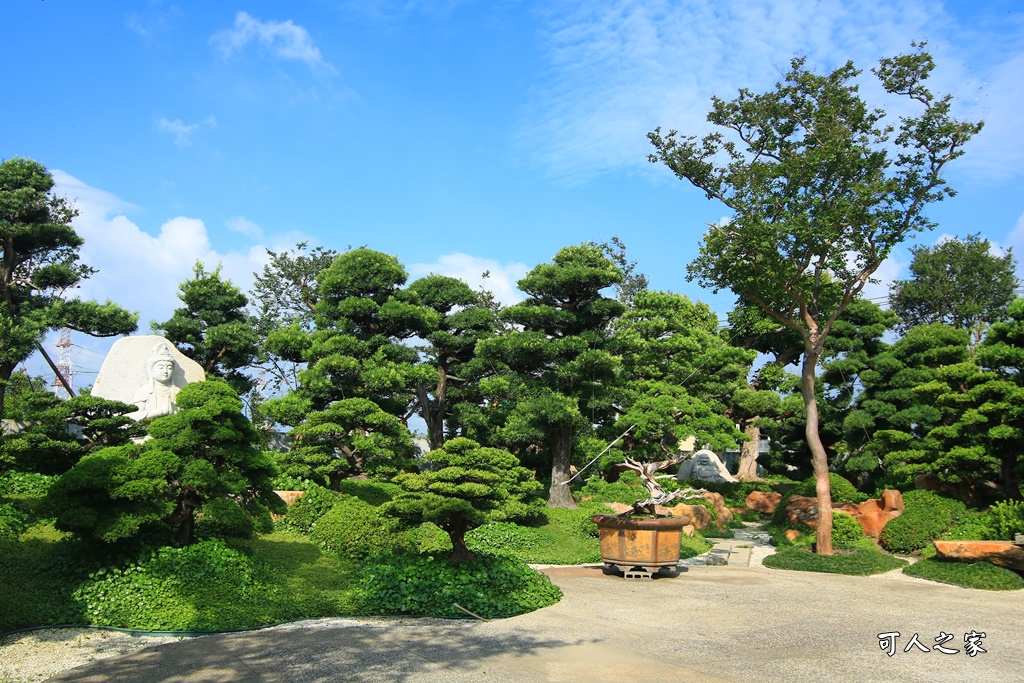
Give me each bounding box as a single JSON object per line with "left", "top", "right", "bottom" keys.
{"left": 879, "top": 489, "right": 968, "bottom": 553}
{"left": 353, "top": 551, "right": 562, "bottom": 618}
{"left": 763, "top": 547, "right": 907, "bottom": 575}
{"left": 903, "top": 559, "right": 1024, "bottom": 590}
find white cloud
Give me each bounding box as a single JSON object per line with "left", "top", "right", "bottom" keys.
{"left": 210, "top": 11, "right": 338, "bottom": 75}
{"left": 519, "top": 0, "right": 1022, "bottom": 184}
{"left": 155, "top": 116, "right": 217, "bottom": 147}
{"left": 226, "top": 216, "right": 264, "bottom": 240}
{"left": 408, "top": 253, "right": 529, "bottom": 306}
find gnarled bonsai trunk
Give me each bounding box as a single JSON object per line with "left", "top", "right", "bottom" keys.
{"left": 445, "top": 518, "right": 475, "bottom": 563}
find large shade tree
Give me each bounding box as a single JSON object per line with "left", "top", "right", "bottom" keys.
{"left": 889, "top": 233, "right": 1018, "bottom": 350}
{"left": 648, "top": 45, "right": 982, "bottom": 553}
{"left": 0, "top": 158, "right": 137, "bottom": 418}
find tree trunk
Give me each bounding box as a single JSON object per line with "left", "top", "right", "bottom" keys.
{"left": 801, "top": 349, "right": 834, "bottom": 555}
{"left": 447, "top": 519, "right": 475, "bottom": 563}
{"left": 0, "top": 362, "right": 13, "bottom": 422}
{"left": 416, "top": 385, "right": 446, "bottom": 452}
{"left": 736, "top": 420, "right": 761, "bottom": 481}
{"left": 547, "top": 427, "right": 577, "bottom": 508}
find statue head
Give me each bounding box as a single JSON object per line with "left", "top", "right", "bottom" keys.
{"left": 146, "top": 343, "right": 176, "bottom": 384}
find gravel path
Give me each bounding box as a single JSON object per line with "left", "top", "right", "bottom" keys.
{"left": 0, "top": 628, "right": 187, "bottom": 683}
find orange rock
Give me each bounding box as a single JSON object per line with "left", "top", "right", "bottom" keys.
{"left": 784, "top": 495, "right": 819, "bottom": 529}
{"left": 784, "top": 529, "right": 801, "bottom": 541}
{"left": 745, "top": 490, "right": 782, "bottom": 514}
{"left": 704, "top": 492, "right": 733, "bottom": 528}
{"left": 682, "top": 525, "right": 696, "bottom": 537}
{"left": 273, "top": 490, "right": 306, "bottom": 506}
{"left": 933, "top": 540, "right": 1024, "bottom": 571}
{"left": 671, "top": 504, "right": 712, "bottom": 530}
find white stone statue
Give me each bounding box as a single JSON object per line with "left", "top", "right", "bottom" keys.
{"left": 676, "top": 449, "right": 739, "bottom": 484}
{"left": 91, "top": 335, "right": 205, "bottom": 420}
{"left": 130, "top": 342, "right": 181, "bottom": 419}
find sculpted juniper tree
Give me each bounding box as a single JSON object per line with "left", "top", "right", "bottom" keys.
{"left": 0, "top": 158, "right": 138, "bottom": 418}
{"left": 648, "top": 45, "right": 982, "bottom": 554}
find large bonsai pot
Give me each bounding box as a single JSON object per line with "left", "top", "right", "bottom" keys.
{"left": 591, "top": 514, "right": 690, "bottom": 577}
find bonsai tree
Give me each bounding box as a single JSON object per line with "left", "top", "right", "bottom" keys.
{"left": 383, "top": 437, "right": 544, "bottom": 562}
{"left": 620, "top": 453, "right": 708, "bottom": 515}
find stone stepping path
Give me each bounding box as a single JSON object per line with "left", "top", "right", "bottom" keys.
{"left": 679, "top": 522, "right": 774, "bottom": 567}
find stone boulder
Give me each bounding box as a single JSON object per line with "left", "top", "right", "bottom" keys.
{"left": 604, "top": 502, "right": 634, "bottom": 515}
{"left": 782, "top": 490, "right": 904, "bottom": 539}
{"left": 784, "top": 529, "right": 802, "bottom": 542}
{"left": 704, "top": 492, "right": 733, "bottom": 528}
{"left": 933, "top": 540, "right": 1024, "bottom": 572}
{"left": 670, "top": 503, "right": 712, "bottom": 530}
{"left": 854, "top": 490, "right": 904, "bottom": 539}
{"left": 745, "top": 490, "right": 782, "bottom": 514}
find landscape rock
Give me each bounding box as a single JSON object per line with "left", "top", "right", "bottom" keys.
{"left": 670, "top": 504, "right": 712, "bottom": 530}
{"left": 745, "top": 490, "right": 782, "bottom": 514}
{"left": 784, "top": 495, "right": 820, "bottom": 528}
{"left": 704, "top": 492, "right": 733, "bottom": 528}
{"left": 682, "top": 525, "right": 695, "bottom": 537}
{"left": 783, "top": 490, "right": 904, "bottom": 539}
{"left": 933, "top": 540, "right": 1024, "bottom": 571}
{"left": 784, "top": 529, "right": 801, "bottom": 541}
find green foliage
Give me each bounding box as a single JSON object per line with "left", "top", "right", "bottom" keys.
{"left": 0, "top": 157, "right": 138, "bottom": 421}
{"left": 309, "top": 497, "right": 411, "bottom": 559}
{"left": 763, "top": 547, "right": 907, "bottom": 575}
{"left": 0, "top": 470, "right": 56, "bottom": 497}
{"left": 335, "top": 479, "right": 402, "bottom": 507}
{"left": 43, "top": 381, "right": 283, "bottom": 545}
{"left": 353, "top": 551, "right": 562, "bottom": 618}
{"left": 0, "top": 501, "right": 30, "bottom": 539}
{"left": 0, "top": 526, "right": 356, "bottom": 633}
{"left": 476, "top": 244, "right": 625, "bottom": 506}
{"left": 276, "top": 484, "right": 342, "bottom": 534}
{"left": 792, "top": 473, "right": 867, "bottom": 504}
{"left": 989, "top": 500, "right": 1024, "bottom": 540}
{"left": 154, "top": 262, "right": 260, "bottom": 397}
{"left": 69, "top": 538, "right": 349, "bottom": 630}
{"left": 384, "top": 437, "right": 544, "bottom": 561}
{"left": 879, "top": 489, "right": 968, "bottom": 553}
{"left": 196, "top": 497, "right": 256, "bottom": 539}
{"left": 578, "top": 472, "right": 645, "bottom": 505}
{"left": 890, "top": 233, "right": 1019, "bottom": 345}
{"left": 0, "top": 392, "right": 141, "bottom": 476}
{"left": 903, "top": 559, "right": 1024, "bottom": 590}
{"left": 277, "top": 397, "right": 414, "bottom": 485}
{"left": 831, "top": 513, "right": 865, "bottom": 548}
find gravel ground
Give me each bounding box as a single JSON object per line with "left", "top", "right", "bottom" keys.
{"left": 0, "top": 628, "right": 187, "bottom": 683}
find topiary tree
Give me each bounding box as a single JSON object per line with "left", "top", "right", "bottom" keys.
{"left": 277, "top": 397, "right": 414, "bottom": 487}
{"left": 44, "top": 381, "right": 283, "bottom": 545}
{"left": 383, "top": 437, "right": 544, "bottom": 562}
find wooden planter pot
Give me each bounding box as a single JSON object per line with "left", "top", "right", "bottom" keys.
{"left": 591, "top": 514, "right": 690, "bottom": 578}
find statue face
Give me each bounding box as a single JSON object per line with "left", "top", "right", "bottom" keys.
{"left": 152, "top": 360, "right": 174, "bottom": 382}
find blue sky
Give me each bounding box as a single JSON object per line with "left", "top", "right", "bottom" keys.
{"left": 3, "top": 0, "right": 1024, "bottom": 388}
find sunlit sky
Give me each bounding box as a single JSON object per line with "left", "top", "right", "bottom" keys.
{"left": 3, "top": 1, "right": 1023, "bottom": 388}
